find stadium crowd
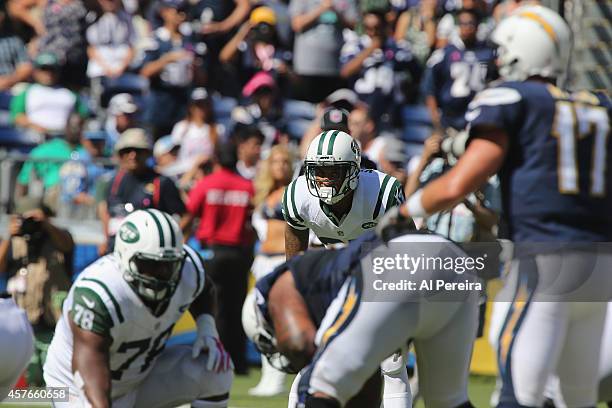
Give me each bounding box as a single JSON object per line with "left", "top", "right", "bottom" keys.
{"left": 0, "top": 0, "right": 550, "bottom": 399}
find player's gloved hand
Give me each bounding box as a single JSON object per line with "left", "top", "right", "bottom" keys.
{"left": 375, "top": 205, "right": 416, "bottom": 243}
{"left": 192, "top": 314, "right": 233, "bottom": 372}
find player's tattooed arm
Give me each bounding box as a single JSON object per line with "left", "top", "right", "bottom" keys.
{"left": 285, "top": 225, "right": 309, "bottom": 259}
{"left": 70, "top": 318, "right": 112, "bottom": 408}
{"left": 269, "top": 270, "right": 317, "bottom": 371}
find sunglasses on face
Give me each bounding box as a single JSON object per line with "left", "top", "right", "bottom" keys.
{"left": 119, "top": 147, "right": 149, "bottom": 156}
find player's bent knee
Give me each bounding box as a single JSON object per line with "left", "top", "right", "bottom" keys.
{"left": 305, "top": 395, "right": 341, "bottom": 408}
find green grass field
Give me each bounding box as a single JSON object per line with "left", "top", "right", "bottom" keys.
{"left": 1, "top": 372, "right": 607, "bottom": 407}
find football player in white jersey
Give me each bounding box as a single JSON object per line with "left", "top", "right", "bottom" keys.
{"left": 43, "top": 209, "right": 233, "bottom": 408}
{"left": 283, "top": 130, "right": 404, "bottom": 257}
{"left": 282, "top": 130, "right": 410, "bottom": 408}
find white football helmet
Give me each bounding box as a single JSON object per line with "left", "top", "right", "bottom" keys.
{"left": 241, "top": 291, "right": 297, "bottom": 373}
{"left": 114, "top": 209, "right": 185, "bottom": 302}
{"left": 492, "top": 5, "right": 571, "bottom": 82}
{"left": 305, "top": 130, "right": 361, "bottom": 205}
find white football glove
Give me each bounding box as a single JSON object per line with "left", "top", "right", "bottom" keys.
{"left": 192, "top": 314, "right": 233, "bottom": 372}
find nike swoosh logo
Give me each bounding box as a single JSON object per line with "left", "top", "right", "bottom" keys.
{"left": 82, "top": 295, "right": 95, "bottom": 309}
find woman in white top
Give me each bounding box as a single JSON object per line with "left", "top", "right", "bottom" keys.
{"left": 170, "top": 87, "right": 222, "bottom": 168}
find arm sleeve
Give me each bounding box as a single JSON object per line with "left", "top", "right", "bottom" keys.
{"left": 281, "top": 182, "right": 308, "bottom": 230}
{"left": 421, "top": 51, "right": 443, "bottom": 98}
{"left": 13, "top": 37, "right": 29, "bottom": 64}
{"left": 9, "top": 89, "right": 27, "bottom": 123}
{"left": 71, "top": 286, "right": 114, "bottom": 337}
{"left": 384, "top": 179, "right": 405, "bottom": 209}
{"left": 466, "top": 86, "right": 523, "bottom": 137}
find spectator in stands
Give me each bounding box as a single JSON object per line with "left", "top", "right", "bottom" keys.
{"left": 170, "top": 87, "right": 220, "bottom": 170}
{"left": 183, "top": 142, "right": 255, "bottom": 375}
{"left": 141, "top": 0, "right": 207, "bottom": 140}
{"left": 10, "top": 52, "right": 88, "bottom": 138}
{"left": 5, "top": 0, "right": 45, "bottom": 45}
{"left": 422, "top": 8, "right": 496, "bottom": 134}
{"left": 289, "top": 0, "right": 358, "bottom": 102}
{"left": 15, "top": 112, "right": 85, "bottom": 209}
{"left": 104, "top": 92, "right": 139, "bottom": 152}
{"left": 219, "top": 6, "right": 291, "bottom": 87}
{"left": 0, "top": 196, "right": 74, "bottom": 386}
{"left": 299, "top": 88, "right": 360, "bottom": 158}
{"left": 97, "top": 128, "right": 186, "bottom": 254}
{"left": 394, "top": 0, "right": 437, "bottom": 64}
{"left": 340, "top": 8, "right": 421, "bottom": 126}
{"left": 248, "top": 143, "right": 295, "bottom": 396}
{"left": 152, "top": 134, "right": 183, "bottom": 177}
{"left": 86, "top": 0, "right": 136, "bottom": 109}
{"left": 37, "top": 0, "right": 88, "bottom": 88}
{"left": 57, "top": 130, "right": 111, "bottom": 219}
{"left": 234, "top": 125, "right": 264, "bottom": 180}
{"left": 0, "top": 3, "right": 32, "bottom": 94}
{"left": 86, "top": 0, "right": 135, "bottom": 80}
{"left": 232, "top": 71, "right": 287, "bottom": 149}
{"left": 435, "top": 0, "right": 494, "bottom": 48}
{"left": 348, "top": 105, "right": 396, "bottom": 167}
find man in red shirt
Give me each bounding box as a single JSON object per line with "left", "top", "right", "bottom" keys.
{"left": 183, "top": 143, "right": 255, "bottom": 374}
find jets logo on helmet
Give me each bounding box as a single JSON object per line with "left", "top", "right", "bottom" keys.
{"left": 114, "top": 209, "right": 185, "bottom": 304}
{"left": 118, "top": 221, "right": 140, "bottom": 243}
{"left": 305, "top": 130, "right": 361, "bottom": 205}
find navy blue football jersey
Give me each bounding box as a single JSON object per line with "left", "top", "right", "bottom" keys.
{"left": 466, "top": 81, "right": 612, "bottom": 242}
{"left": 255, "top": 232, "right": 381, "bottom": 327}
{"left": 422, "top": 41, "right": 496, "bottom": 130}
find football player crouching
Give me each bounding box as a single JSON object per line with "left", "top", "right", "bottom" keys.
{"left": 243, "top": 224, "right": 480, "bottom": 408}
{"left": 44, "top": 209, "right": 233, "bottom": 408}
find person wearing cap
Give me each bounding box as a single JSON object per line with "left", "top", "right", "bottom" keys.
{"left": 141, "top": 0, "right": 208, "bottom": 140}
{"left": 0, "top": 196, "right": 74, "bottom": 386}
{"left": 170, "top": 87, "right": 221, "bottom": 168}
{"left": 231, "top": 71, "right": 287, "bottom": 149}
{"left": 219, "top": 6, "right": 291, "bottom": 84}
{"left": 299, "top": 107, "right": 377, "bottom": 170}
{"left": 57, "top": 130, "right": 112, "bottom": 219}
{"left": 104, "top": 93, "right": 140, "bottom": 152}
{"left": 10, "top": 51, "right": 88, "bottom": 136}
{"left": 97, "top": 128, "right": 186, "bottom": 254}
{"left": 289, "top": 0, "right": 359, "bottom": 103}
{"left": 153, "top": 134, "right": 182, "bottom": 177}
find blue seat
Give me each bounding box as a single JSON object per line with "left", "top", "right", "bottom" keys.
{"left": 212, "top": 94, "right": 237, "bottom": 120}
{"left": 101, "top": 73, "right": 149, "bottom": 107}
{"left": 404, "top": 142, "right": 424, "bottom": 160}
{"left": 401, "top": 104, "right": 432, "bottom": 126}
{"left": 284, "top": 99, "right": 316, "bottom": 121}
{"left": 286, "top": 118, "right": 311, "bottom": 140}
{"left": 0, "top": 127, "right": 37, "bottom": 153}
{"left": 402, "top": 124, "right": 431, "bottom": 144}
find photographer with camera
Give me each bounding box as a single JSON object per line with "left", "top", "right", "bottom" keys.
{"left": 0, "top": 196, "right": 74, "bottom": 386}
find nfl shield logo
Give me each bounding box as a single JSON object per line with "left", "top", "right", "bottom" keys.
{"left": 330, "top": 110, "right": 342, "bottom": 123}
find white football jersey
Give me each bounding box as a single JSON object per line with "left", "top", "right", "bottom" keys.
{"left": 43, "top": 245, "right": 206, "bottom": 399}
{"left": 282, "top": 169, "right": 404, "bottom": 244}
